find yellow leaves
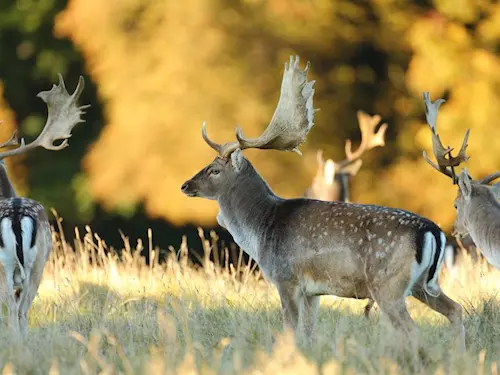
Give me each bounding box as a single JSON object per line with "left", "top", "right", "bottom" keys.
{"left": 477, "top": 3, "right": 500, "bottom": 43}
{"left": 407, "top": 18, "right": 474, "bottom": 96}
{"left": 57, "top": 0, "right": 342, "bottom": 225}
{"left": 472, "top": 49, "right": 500, "bottom": 76}
{"left": 52, "top": 0, "right": 500, "bottom": 230}
{"left": 433, "top": 0, "right": 482, "bottom": 23}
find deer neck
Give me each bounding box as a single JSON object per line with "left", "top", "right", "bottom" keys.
{"left": 466, "top": 194, "right": 500, "bottom": 267}
{"left": 0, "top": 162, "right": 17, "bottom": 199}
{"left": 217, "top": 167, "right": 279, "bottom": 262}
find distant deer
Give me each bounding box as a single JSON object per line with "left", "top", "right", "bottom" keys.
{"left": 181, "top": 56, "right": 465, "bottom": 352}
{"left": 0, "top": 74, "right": 88, "bottom": 336}
{"left": 305, "top": 112, "right": 387, "bottom": 203}
{"left": 422, "top": 93, "right": 500, "bottom": 270}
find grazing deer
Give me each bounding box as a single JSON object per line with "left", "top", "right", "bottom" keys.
{"left": 422, "top": 93, "right": 500, "bottom": 270}
{"left": 181, "top": 56, "right": 465, "bottom": 352}
{"left": 0, "top": 74, "right": 88, "bottom": 336}
{"left": 305, "top": 112, "right": 387, "bottom": 203}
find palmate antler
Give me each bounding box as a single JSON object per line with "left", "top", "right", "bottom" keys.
{"left": 314, "top": 111, "right": 387, "bottom": 182}
{"left": 335, "top": 111, "right": 387, "bottom": 174}
{"left": 202, "top": 55, "right": 316, "bottom": 158}
{"left": 0, "top": 74, "right": 89, "bottom": 159}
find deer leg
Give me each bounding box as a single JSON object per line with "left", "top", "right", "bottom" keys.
{"left": 0, "top": 267, "right": 20, "bottom": 337}
{"left": 17, "top": 274, "right": 32, "bottom": 338}
{"left": 277, "top": 285, "right": 300, "bottom": 335}
{"left": 373, "top": 293, "right": 422, "bottom": 359}
{"left": 18, "top": 263, "right": 45, "bottom": 338}
{"left": 412, "top": 288, "right": 465, "bottom": 353}
{"left": 0, "top": 270, "right": 8, "bottom": 327}
{"left": 0, "top": 284, "right": 19, "bottom": 337}
{"left": 6, "top": 294, "right": 19, "bottom": 336}
{"left": 376, "top": 298, "right": 418, "bottom": 340}
{"left": 298, "top": 295, "right": 320, "bottom": 345}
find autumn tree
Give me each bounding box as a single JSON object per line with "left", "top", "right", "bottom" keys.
{"left": 52, "top": 0, "right": 500, "bottom": 232}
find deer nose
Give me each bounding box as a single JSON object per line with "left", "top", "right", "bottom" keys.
{"left": 181, "top": 181, "right": 190, "bottom": 192}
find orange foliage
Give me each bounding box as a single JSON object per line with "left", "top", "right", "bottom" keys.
{"left": 55, "top": 0, "right": 500, "bottom": 230}
{"left": 54, "top": 0, "right": 344, "bottom": 224}
{"left": 0, "top": 82, "right": 27, "bottom": 195}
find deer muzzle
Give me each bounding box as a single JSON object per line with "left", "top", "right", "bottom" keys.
{"left": 181, "top": 180, "right": 198, "bottom": 197}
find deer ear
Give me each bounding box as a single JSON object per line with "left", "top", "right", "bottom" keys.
{"left": 230, "top": 149, "right": 244, "bottom": 172}
{"left": 458, "top": 169, "right": 472, "bottom": 199}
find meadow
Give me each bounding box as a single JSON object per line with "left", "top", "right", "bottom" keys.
{"left": 1, "top": 214, "right": 500, "bottom": 375}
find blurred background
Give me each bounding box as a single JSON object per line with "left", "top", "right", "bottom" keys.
{"left": 0, "top": 0, "right": 499, "bottom": 254}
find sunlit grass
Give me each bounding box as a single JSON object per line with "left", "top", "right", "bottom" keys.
{"left": 0, "top": 218, "right": 499, "bottom": 374}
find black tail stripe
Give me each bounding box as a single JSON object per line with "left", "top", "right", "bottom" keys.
{"left": 29, "top": 217, "right": 37, "bottom": 248}
{"left": 0, "top": 222, "right": 4, "bottom": 248}
{"left": 415, "top": 230, "right": 424, "bottom": 263}
{"left": 427, "top": 229, "right": 442, "bottom": 282}
{"left": 12, "top": 198, "right": 24, "bottom": 267}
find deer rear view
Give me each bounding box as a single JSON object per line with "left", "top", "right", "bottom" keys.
{"left": 0, "top": 74, "right": 88, "bottom": 336}
{"left": 182, "top": 56, "right": 465, "bottom": 353}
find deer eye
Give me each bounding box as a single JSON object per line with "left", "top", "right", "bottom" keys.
{"left": 210, "top": 169, "right": 220, "bottom": 176}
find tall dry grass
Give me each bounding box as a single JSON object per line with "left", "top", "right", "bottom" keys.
{"left": 0, "top": 215, "right": 499, "bottom": 374}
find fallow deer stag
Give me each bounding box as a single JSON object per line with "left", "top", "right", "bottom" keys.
{"left": 306, "top": 112, "right": 387, "bottom": 203}
{"left": 0, "top": 74, "right": 88, "bottom": 336}
{"left": 181, "top": 56, "right": 465, "bottom": 352}
{"left": 422, "top": 92, "right": 500, "bottom": 269}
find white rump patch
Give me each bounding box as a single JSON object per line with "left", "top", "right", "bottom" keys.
{"left": 405, "top": 232, "right": 436, "bottom": 297}
{"left": 425, "top": 231, "right": 446, "bottom": 294}
{"left": 0, "top": 218, "right": 14, "bottom": 260}
{"left": 0, "top": 218, "right": 20, "bottom": 290}
{"left": 21, "top": 217, "right": 37, "bottom": 269}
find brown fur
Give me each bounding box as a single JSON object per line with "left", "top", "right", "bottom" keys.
{"left": 184, "top": 59, "right": 464, "bottom": 352}
{"left": 182, "top": 152, "right": 465, "bottom": 351}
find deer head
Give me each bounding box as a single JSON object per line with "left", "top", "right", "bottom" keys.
{"left": 181, "top": 55, "right": 316, "bottom": 200}
{"left": 422, "top": 93, "right": 500, "bottom": 243}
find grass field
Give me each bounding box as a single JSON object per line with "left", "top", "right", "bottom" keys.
{"left": 1, "top": 218, "right": 500, "bottom": 374}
